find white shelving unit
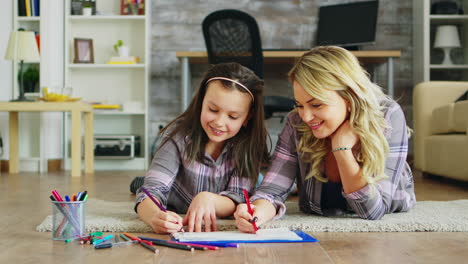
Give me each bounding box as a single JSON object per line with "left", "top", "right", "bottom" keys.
{"left": 63, "top": 0, "right": 151, "bottom": 171}
{"left": 11, "top": 0, "right": 42, "bottom": 171}
{"left": 413, "top": 0, "right": 468, "bottom": 84}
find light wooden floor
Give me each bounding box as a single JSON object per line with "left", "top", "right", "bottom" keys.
{"left": 1, "top": 170, "right": 468, "bottom": 264}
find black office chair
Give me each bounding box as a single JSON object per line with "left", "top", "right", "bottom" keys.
{"left": 202, "top": 9, "right": 294, "bottom": 119}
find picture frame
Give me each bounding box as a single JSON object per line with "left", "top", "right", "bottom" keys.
{"left": 73, "top": 38, "right": 94, "bottom": 63}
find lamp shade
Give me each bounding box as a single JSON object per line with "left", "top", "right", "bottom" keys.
{"left": 434, "top": 25, "right": 461, "bottom": 48}
{"left": 4, "top": 31, "right": 40, "bottom": 62}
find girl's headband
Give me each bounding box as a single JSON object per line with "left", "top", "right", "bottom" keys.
{"left": 206, "top": 77, "right": 254, "bottom": 102}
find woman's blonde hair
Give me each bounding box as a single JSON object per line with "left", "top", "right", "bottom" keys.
{"left": 288, "top": 46, "right": 389, "bottom": 184}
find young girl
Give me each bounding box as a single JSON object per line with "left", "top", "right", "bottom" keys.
{"left": 234, "top": 46, "right": 416, "bottom": 232}
{"left": 136, "top": 62, "right": 269, "bottom": 233}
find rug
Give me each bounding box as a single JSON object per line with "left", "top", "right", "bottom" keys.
{"left": 36, "top": 198, "right": 468, "bottom": 233}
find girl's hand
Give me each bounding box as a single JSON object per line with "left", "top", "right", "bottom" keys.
{"left": 234, "top": 203, "right": 258, "bottom": 233}
{"left": 331, "top": 120, "right": 359, "bottom": 150}
{"left": 150, "top": 210, "right": 184, "bottom": 234}
{"left": 183, "top": 192, "right": 217, "bottom": 232}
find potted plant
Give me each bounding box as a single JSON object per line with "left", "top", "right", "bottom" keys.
{"left": 82, "top": 2, "right": 93, "bottom": 16}
{"left": 18, "top": 67, "right": 39, "bottom": 93}
{"left": 113, "top": 40, "right": 129, "bottom": 57}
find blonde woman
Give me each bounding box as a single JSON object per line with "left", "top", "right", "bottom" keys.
{"left": 235, "top": 46, "right": 416, "bottom": 232}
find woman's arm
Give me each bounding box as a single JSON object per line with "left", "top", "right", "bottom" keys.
{"left": 235, "top": 114, "right": 300, "bottom": 231}
{"left": 330, "top": 120, "right": 366, "bottom": 194}
{"left": 342, "top": 102, "right": 415, "bottom": 220}
{"left": 234, "top": 198, "right": 277, "bottom": 233}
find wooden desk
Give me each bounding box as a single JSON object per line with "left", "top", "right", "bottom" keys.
{"left": 0, "top": 102, "right": 94, "bottom": 177}
{"left": 176, "top": 50, "right": 401, "bottom": 111}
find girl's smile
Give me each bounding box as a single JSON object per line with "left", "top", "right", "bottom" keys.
{"left": 200, "top": 80, "right": 252, "bottom": 157}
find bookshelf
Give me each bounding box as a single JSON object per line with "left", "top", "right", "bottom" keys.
{"left": 63, "top": 0, "right": 150, "bottom": 170}
{"left": 11, "top": 0, "right": 42, "bottom": 171}
{"left": 13, "top": 0, "right": 41, "bottom": 99}
{"left": 413, "top": 0, "right": 468, "bottom": 84}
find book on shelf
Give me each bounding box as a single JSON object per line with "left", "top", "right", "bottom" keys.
{"left": 92, "top": 104, "right": 122, "bottom": 110}
{"left": 107, "top": 56, "right": 140, "bottom": 64}
{"left": 18, "top": 0, "right": 26, "bottom": 16}
{"left": 35, "top": 33, "right": 40, "bottom": 52}
{"left": 34, "top": 0, "right": 40, "bottom": 16}
{"left": 19, "top": 0, "right": 40, "bottom": 17}
{"left": 25, "top": 0, "right": 31, "bottom": 16}
{"left": 120, "top": 0, "right": 145, "bottom": 15}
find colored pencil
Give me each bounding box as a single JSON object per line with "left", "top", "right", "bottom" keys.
{"left": 139, "top": 236, "right": 217, "bottom": 250}
{"left": 140, "top": 187, "right": 184, "bottom": 231}
{"left": 149, "top": 239, "right": 194, "bottom": 251}
{"left": 120, "top": 233, "right": 131, "bottom": 241}
{"left": 140, "top": 187, "right": 166, "bottom": 212}
{"left": 139, "top": 240, "right": 159, "bottom": 254}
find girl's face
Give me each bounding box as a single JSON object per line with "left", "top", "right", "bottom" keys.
{"left": 200, "top": 80, "right": 252, "bottom": 152}
{"left": 293, "top": 81, "right": 349, "bottom": 139}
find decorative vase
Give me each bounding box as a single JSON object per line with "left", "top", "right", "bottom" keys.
{"left": 118, "top": 46, "right": 129, "bottom": 57}
{"left": 82, "top": 7, "right": 93, "bottom": 16}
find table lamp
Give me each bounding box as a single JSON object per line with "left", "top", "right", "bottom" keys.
{"left": 4, "top": 30, "right": 40, "bottom": 101}
{"left": 434, "top": 25, "right": 461, "bottom": 65}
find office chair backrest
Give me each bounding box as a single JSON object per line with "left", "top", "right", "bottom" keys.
{"left": 202, "top": 9, "right": 264, "bottom": 78}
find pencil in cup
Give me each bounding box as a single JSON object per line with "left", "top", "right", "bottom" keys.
{"left": 51, "top": 200, "right": 86, "bottom": 240}
{"left": 54, "top": 200, "right": 83, "bottom": 237}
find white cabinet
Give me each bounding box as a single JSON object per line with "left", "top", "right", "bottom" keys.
{"left": 63, "top": 0, "right": 151, "bottom": 170}
{"left": 413, "top": 0, "right": 468, "bottom": 84}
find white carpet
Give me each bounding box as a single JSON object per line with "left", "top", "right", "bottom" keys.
{"left": 36, "top": 198, "right": 468, "bottom": 233}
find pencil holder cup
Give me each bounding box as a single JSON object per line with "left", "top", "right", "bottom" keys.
{"left": 51, "top": 201, "right": 86, "bottom": 240}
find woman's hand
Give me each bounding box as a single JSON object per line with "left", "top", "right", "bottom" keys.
{"left": 150, "top": 210, "right": 184, "bottom": 234}
{"left": 183, "top": 192, "right": 218, "bottom": 232}
{"left": 234, "top": 203, "right": 258, "bottom": 233}
{"left": 331, "top": 120, "right": 359, "bottom": 150}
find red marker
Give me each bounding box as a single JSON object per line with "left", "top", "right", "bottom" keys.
{"left": 243, "top": 189, "right": 258, "bottom": 232}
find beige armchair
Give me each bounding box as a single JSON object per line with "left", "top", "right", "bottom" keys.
{"left": 413, "top": 81, "right": 468, "bottom": 180}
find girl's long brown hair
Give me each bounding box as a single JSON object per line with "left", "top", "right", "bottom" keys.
{"left": 158, "top": 62, "right": 270, "bottom": 186}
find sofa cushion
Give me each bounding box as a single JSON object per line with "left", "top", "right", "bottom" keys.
{"left": 453, "top": 100, "right": 468, "bottom": 133}
{"left": 431, "top": 103, "right": 455, "bottom": 134}
{"left": 425, "top": 134, "right": 468, "bottom": 180}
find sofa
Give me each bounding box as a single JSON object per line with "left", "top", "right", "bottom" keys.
{"left": 413, "top": 81, "right": 468, "bottom": 180}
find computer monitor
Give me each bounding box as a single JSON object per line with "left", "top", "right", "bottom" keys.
{"left": 316, "top": 1, "right": 379, "bottom": 50}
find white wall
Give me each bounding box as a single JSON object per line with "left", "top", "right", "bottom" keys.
{"left": 0, "top": 1, "right": 13, "bottom": 160}
{"left": 0, "top": 2, "right": 64, "bottom": 167}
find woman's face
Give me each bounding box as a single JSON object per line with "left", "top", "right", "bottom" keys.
{"left": 293, "top": 81, "right": 349, "bottom": 139}
{"left": 200, "top": 80, "right": 252, "bottom": 151}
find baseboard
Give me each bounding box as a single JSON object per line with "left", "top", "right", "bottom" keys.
{"left": 0, "top": 160, "right": 8, "bottom": 172}
{"left": 47, "top": 159, "right": 62, "bottom": 172}
{"left": 0, "top": 159, "right": 63, "bottom": 172}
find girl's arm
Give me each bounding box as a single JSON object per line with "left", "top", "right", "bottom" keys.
{"left": 137, "top": 197, "right": 183, "bottom": 234}
{"left": 183, "top": 165, "right": 254, "bottom": 232}
{"left": 342, "top": 102, "right": 416, "bottom": 220}
{"left": 135, "top": 135, "right": 184, "bottom": 232}
{"left": 183, "top": 191, "right": 237, "bottom": 232}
